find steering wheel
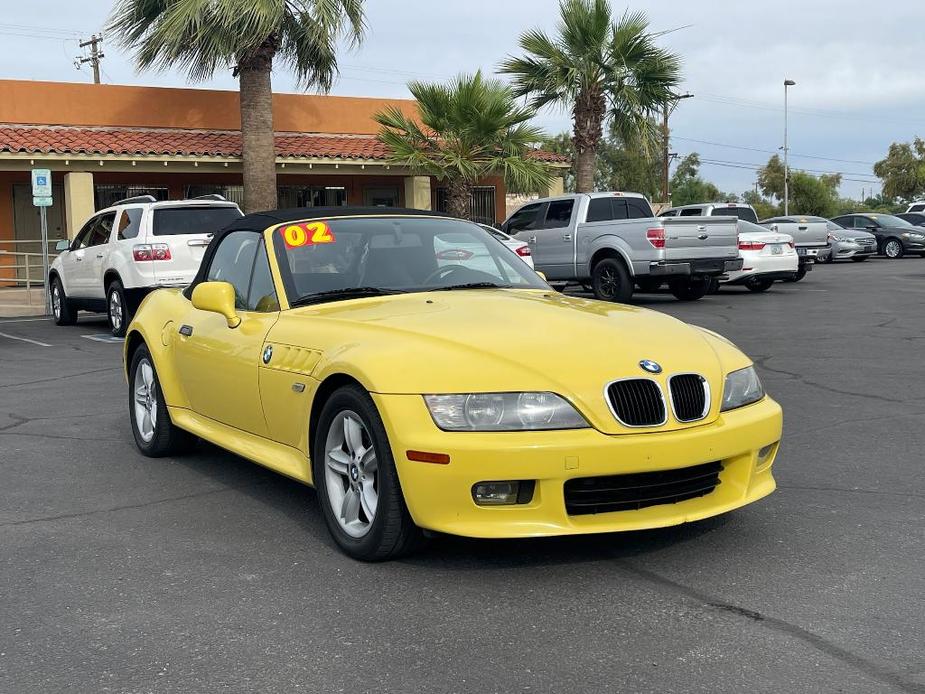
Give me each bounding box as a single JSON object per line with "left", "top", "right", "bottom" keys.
{"left": 423, "top": 264, "right": 470, "bottom": 285}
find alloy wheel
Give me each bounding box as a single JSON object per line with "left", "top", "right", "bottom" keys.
{"left": 324, "top": 410, "right": 379, "bottom": 538}
{"left": 598, "top": 267, "right": 617, "bottom": 299}
{"left": 109, "top": 290, "right": 123, "bottom": 332}
{"left": 133, "top": 359, "right": 157, "bottom": 443}
{"left": 885, "top": 240, "right": 902, "bottom": 258}
{"left": 52, "top": 284, "right": 61, "bottom": 320}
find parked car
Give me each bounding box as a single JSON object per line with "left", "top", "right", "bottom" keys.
{"left": 660, "top": 202, "right": 760, "bottom": 224}
{"left": 124, "top": 206, "right": 782, "bottom": 560}
{"left": 501, "top": 193, "right": 742, "bottom": 302}
{"left": 719, "top": 220, "right": 799, "bottom": 292}
{"left": 830, "top": 213, "right": 925, "bottom": 259}
{"left": 49, "top": 195, "right": 243, "bottom": 336}
{"left": 758, "top": 216, "right": 830, "bottom": 275}
{"left": 764, "top": 215, "right": 874, "bottom": 264}
{"left": 477, "top": 223, "right": 534, "bottom": 268}
{"left": 905, "top": 201, "right": 925, "bottom": 213}
{"left": 896, "top": 212, "right": 925, "bottom": 227}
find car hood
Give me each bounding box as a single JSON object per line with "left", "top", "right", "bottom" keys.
{"left": 276, "top": 290, "right": 752, "bottom": 434}
{"left": 836, "top": 230, "right": 876, "bottom": 240}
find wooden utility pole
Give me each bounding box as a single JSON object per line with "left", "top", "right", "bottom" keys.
{"left": 662, "top": 93, "right": 693, "bottom": 204}
{"left": 77, "top": 35, "right": 104, "bottom": 84}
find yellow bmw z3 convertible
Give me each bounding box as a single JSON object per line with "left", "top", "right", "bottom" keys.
{"left": 124, "top": 207, "right": 782, "bottom": 560}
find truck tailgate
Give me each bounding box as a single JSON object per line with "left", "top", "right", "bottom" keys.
{"left": 763, "top": 221, "right": 828, "bottom": 248}
{"left": 662, "top": 217, "right": 739, "bottom": 260}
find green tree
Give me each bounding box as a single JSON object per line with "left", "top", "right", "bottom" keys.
{"left": 741, "top": 189, "right": 779, "bottom": 220}
{"left": 500, "top": 0, "right": 680, "bottom": 193}
{"left": 109, "top": 0, "right": 365, "bottom": 212}
{"left": 375, "top": 72, "right": 552, "bottom": 219}
{"left": 757, "top": 155, "right": 842, "bottom": 217}
{"left": 669, "top": 153, "right": 724, "bottom": 206}
{"left": 873, "top": 138, "right": 925, "bottom": 201}
{"left": 526, "top": 130, "right": 660, "bottom": 198}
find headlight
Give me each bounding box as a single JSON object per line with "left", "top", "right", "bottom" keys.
{"left": 829, "top": 234, "right": 845, "bottom": 242}
{"left": 720, "top": 366, "right": 765, "bottom": 411}
{"left": 423, "top": 392, "right": 589, "bottom": 431}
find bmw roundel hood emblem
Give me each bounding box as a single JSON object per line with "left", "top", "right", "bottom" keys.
{"left": 262, "top": 345, "right": 273, "bottom": 365}
{"left": 639, "top": 359, "right": 662, "bottom": 374}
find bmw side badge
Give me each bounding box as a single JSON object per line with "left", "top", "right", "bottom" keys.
{"left": 262, "top": 345, "right": 273, "bottom": 365}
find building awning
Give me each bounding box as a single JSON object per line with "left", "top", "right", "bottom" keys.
{"left": 0, "top": 125, "right": 568, "bottom": 164}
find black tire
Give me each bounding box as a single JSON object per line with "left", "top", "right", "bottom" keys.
{"left": 706, "top": 277, "right": 721, "bottom": 294}
{"left": 883, "top": 239, "right": 904, "bottom": 259}
{"left": 784, "top": 266, "right": 807, "bottom": 283}
{"left": 668, "top": 277, "right": 710, "bottom": 301}
{"left": 107, "top": 280, "right": 129, "bottom": 337}
{"left": 746, "top": 277, "right": 774, "bottom": 292}
{"left": 312, "top": 384, "right": 424, "bottom": 561}
{"left": 50, "top": 276, "right": 77, "bottom": 326}
{"left": 128, "top": 344, "right": 197, "bottom": 457}
{"left": 851, "top": 256, "right": 868, "bottom": 262}
{"left": 636, "top": 278, "right": 663, "bottom": 293}
{"left": 591, "top": 258, "right": 633, "bottom": 303}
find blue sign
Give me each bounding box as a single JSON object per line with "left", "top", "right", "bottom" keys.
{"left": 31, "top": 168, "right": 52, "bottom": 199}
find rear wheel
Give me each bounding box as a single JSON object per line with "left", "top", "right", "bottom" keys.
{"left": 784, "top": 266, "right": 807, "bottom": 283}
{"left": 313, "top": 385, "right": 423, "bottom": 561}
{"left": 668, "top": 277, "right": 710, "bottom": 301}
{"left": 883, "top": 239, "right": 904, "bottom": 258}
{"left": 128, "top": 344, "right": 197, "bottom": 457}
{"left": 51, "top": 277, "right": 77, "bottom": 326}
{"left": 107, "top": 280, "right": 128, "bottom": 337}
{"left": 591, "top": 258, "right": 633, "bottom": 303}
{"left": 746, "top": 277, "right": 774, "bottom": 292}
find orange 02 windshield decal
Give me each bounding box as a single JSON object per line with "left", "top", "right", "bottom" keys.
{"left": 280, "top": 221, "right": 336, "bottom": 249}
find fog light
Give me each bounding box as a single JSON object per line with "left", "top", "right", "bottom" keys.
{"left": 473, "top": 481, "right": 518, "bottom": 505}
{"left": 472, "top": 480, "right": 535, "bottom": 506}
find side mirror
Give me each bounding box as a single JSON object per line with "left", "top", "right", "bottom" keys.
{"left": 769, "top": 224, "right": 779, "bottom": 232}
{"left": 191, "top": 281, "right": 241, "bottom": 328}
{"left": 536, "top": 271, "right": 547, "bottom": 281}
{"left": 55, "top": 240, "right": 70, "bottom": 252}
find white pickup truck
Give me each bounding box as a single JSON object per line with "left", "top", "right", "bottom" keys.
{"left": 49, "top": 195, "right": 243, "bottom": 336}
{"left": 501, "top": 192, "right": 742, "bottom": 302}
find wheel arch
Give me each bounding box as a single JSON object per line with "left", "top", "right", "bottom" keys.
{"left": 308, "top": 373, "right": 367, "bottom": 462}
{"left": 588, "top": 244, "right": 633, "bottom": 278}
{"left": 103, "top": 269, "right": 124, "bottom": 291}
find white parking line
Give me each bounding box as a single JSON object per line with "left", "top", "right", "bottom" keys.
{"left": 0, "top": 331, "right": 53, "bottom": 347}
{"left": 82, "top": 334, "right": 125, "bottom": 344}
{"left": 0, "top": 317, "right": 53, "bottom": 324}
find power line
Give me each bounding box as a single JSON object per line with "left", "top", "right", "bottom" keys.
{"left": 691, "top": 156, "right": 880, "bottom": 184}
{"left": 672, "top": 135, "right": 878, "bottom": 166}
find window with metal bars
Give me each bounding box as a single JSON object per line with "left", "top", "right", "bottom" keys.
{"left": 432, "top": 186, "right": 497, "bottom": 226}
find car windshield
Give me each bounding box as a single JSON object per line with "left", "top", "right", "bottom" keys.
{"left": 272, "top": 216, "right": 548, "bottom": 305}
{"left": 868, "top": 214, "right": 913, "bottom": 228}
{"left": 709, "top": 206, "right": 758, "bottom": 223}
{"left": 152, "top": 206, "right": 243, "bottom": 236}
{"left": 738, "top": 220, "right": 769, "bottom": 234}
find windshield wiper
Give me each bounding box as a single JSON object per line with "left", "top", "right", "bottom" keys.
{"left": 432, "top": 282, "right": 512, "bottom": 291}
{"left": 290, "top": 287, "right": 406, "bottom": 307}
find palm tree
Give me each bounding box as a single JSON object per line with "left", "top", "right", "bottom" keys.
{"left": 500, "top": 0, "right": 681, "bottom": 193}
{"left": 374, "top": 72, "right": 552, "bottom": 219}
{"left": 109, "top": 0, "right": 365, "bottom": 212}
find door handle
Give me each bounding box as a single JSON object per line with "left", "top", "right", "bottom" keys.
{"left": 96, "top": 253, "right": 104, "bottom": 258}
{"left": 178, "top": 325, "right": 193, "bottom": 337}
{"left": 562, "top": 234, "right": 572, "bottom": 241}
{"left": 798, "top": 226, "right": 807, "bottom": 231}
{"left": 75, "top": 255, "right": 83, "bottom": 262}
{"left": 187, "top": 239, "right": 211, "bottom": 247}
{"left": 696, "top": 225, "right": 707, "bottom": 231}
{"left": 698, "top": 233, "right": 709, "bottom": 240}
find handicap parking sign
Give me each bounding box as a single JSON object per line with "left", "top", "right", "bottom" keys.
{"left": 31, "top": 169, "right": 52, "bottom": 198}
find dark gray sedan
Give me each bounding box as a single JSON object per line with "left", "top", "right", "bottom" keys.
{"left": 831, "top": 213, "right": 925, "bottom": 259}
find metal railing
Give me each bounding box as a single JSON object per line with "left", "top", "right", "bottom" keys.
{"left": 0, "top": 249, "right": 58, "bottom": 305}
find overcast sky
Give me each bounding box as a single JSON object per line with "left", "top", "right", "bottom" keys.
{"left": 2, "top": 0, "right": 924, "bottom": 199}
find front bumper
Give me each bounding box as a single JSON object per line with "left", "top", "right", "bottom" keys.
{"left": 374, "top": 393, "right": 782, "bottom": 538}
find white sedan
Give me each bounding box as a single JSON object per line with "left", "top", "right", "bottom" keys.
{"left": 479, "top": 224, "right": 534, "bottom": 269}
{"left": 720, "top": 220, "right": 798, "bottom": 292}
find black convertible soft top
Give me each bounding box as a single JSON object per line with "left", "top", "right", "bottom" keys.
{"left": 187, "top": 206, "right": 450, "bottom": 296}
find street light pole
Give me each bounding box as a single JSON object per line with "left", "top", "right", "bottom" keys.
{"left": 662, "top": 92, "right": 693, "bottom": 204}
{"left": 783, "top": 79, "right": 795, "bottom": 215}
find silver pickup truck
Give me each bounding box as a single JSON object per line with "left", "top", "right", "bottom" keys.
{"left": 501, "top": 192, "right": 742, "bottom": 302}
{"left": 760, "top": 216, "right": 831, "bottom": 278}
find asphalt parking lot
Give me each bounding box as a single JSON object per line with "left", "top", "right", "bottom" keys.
{"left": 1, "top": 259, "right": 924, "bottom": 694}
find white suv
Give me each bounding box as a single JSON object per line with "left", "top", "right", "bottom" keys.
{"left": 49, "top": 195, "right": 242, "bottom": 335}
